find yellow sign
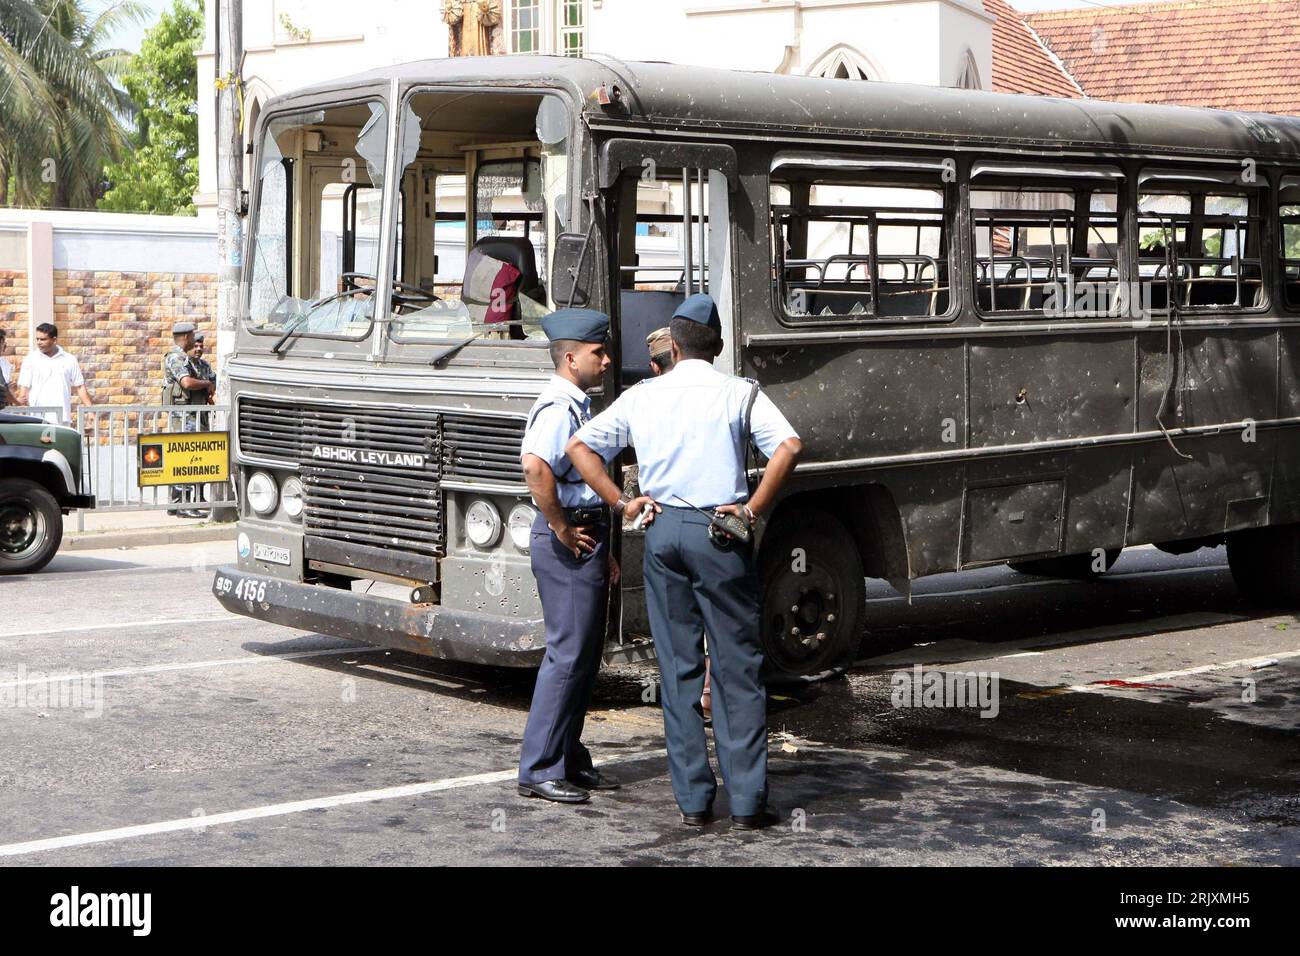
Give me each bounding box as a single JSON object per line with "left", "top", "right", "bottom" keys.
{"left": 138, "top": 431, "right": 231, "bottom": 487}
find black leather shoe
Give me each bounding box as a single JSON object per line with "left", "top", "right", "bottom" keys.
{"left": 570, "top": 768, "right": 620, "bottom": 791}
{"left": 517, "top": 780, "right": 590, "bottom": 804}
{"left": 731, "top": 807, "right": 781, "bottom": 830}
{"left": 680, "top": 809, "right": 713, "bottom": 827}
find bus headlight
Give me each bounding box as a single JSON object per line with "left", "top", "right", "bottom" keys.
{"left": 465, "top": 499, "right": 502, "bottom": 548}
{"left": 247, "top": 471, "right": 278, "bottom": 516}
{"left": 281, "top": 476, "right": 305, "bottom": 519}
{"left": 508, "top": 504, "right": 536, "bottom": 551}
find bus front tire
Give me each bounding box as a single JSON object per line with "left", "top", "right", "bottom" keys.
{"left": 0, "top": 478, "right": 63, "bottom": 575}
{"left": 758, "top": 510, "right": 866, "bottom": 684}
{"left": 1227, "top": 524, "right": 1300, "bottom": 605}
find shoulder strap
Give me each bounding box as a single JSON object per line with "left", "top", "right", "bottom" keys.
{"left": 526, "top": 396, "right": 586, "bottom": 484}
{"left": 740, "top": 378, "right": 760, "bottom": 452}
{"left": 740, "top": 377, "right": 761, "bottom": 496}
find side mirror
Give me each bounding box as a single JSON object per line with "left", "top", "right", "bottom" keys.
{"left": 551, "top": 233, "right": 595, "bottom": 308}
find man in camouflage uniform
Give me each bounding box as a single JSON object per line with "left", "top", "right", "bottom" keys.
{"left": 162, "top": 321, "right": 213, "bottom": 518}
{"left": 187, "top": 332, "right": 218, "bottom": 514}
{"left": 189, "top": 332, "right": 217, "bottom": 429}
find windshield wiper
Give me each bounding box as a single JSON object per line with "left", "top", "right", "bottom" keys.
{"left": 270, "top": 312, "right": 309, "bottom": 354}
{"left": 429, "top": 332, "right": 483, "bottom": 368}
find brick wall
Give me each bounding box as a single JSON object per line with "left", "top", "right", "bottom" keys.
{"left": 1, "top": 269, "right": 216, "bottom": 406}
{"left": 0, "top": 270, "right": 26, "bottom": 330}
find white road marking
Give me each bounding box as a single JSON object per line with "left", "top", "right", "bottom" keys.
{"left": 0, "top": 748, "right": 670, "bottom": 859}
{"left": 354, "top": 662, "right": 469, "bottom": 690}
{"left": 0, "top": 616, "right": 260, "bottom": 639}
{"left": 1067, "top": 648, "right": 1300, "bottom": 693}
{"left": 43, "top": 561, "right": 231, "bottom": 579}
{"left": 0, "top": 646, "right": 383, "bottom": 689}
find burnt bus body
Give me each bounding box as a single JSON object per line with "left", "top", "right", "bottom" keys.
{"left": 213, "top": 56, "right": 1300, "bottom": 681}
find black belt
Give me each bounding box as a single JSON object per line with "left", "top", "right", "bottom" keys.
{"left": 564, "top": 505, "right": 609, "bottom": 525}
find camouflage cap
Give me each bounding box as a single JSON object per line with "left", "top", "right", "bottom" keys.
{"left": 645, "top": 326, "right": 672, "bottom": 355}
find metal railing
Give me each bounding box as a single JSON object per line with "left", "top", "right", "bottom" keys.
{"left": 7, "top": 403, "right": 233, "bottom": 530}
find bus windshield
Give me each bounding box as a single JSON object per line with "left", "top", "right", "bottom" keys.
{"left": 246, "top": 99, "right": 391, "bottom": 341}
{"left": 386, "top": 89, "right": 569, "bottom": 345}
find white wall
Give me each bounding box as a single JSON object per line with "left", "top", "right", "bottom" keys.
{"left": 586, "top": 0, "right": 993, "bottom": 84}
{"left": 0, "top": 209, "right": 216, "bottom": 274}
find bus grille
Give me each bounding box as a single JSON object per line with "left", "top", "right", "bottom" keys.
{"left": 441, "top": 414, "right": 527, "bottom": 484}
{"left": 237, "top": 398, "right": 456, "bottom": 561}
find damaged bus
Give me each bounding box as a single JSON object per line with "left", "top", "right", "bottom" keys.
{"left": 213, "top": 56, "right": 1300, "bottom": 681}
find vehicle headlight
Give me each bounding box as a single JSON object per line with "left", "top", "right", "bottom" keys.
{"left": 281, "top": 476, "right": 304, "bottom": 519}
{"left": 465, "top": 499, "right": 502, "bottom": 548}
{"left": 246, "top": 471, "right": 278, "bottom": 516}
{"left": 508, "top": 504, "right": 537, "bottom": 551}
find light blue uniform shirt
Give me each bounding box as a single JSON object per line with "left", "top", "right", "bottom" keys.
{"left": 574, "top": 359, "right": 798, "bottom": 507}
{"left": 520, "top": 375, "right": 604, "bottom": 509}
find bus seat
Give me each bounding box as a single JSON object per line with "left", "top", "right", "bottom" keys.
{"left": 976, "top": 282, "right": 1026, "bottom": 312}
{"left": 878, "top": 283, "right": 942, "bottom": 316}
{"left": 1187, "top": 276, "right": 1262, "bottom": 308}
{"left": 466, "top": 236, "right": 543, "bottom": 322}
{"left": 620, "top": 289, "right": 685, "bottom": 384}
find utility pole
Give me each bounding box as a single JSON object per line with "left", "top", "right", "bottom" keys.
{"left": 213, "top": 0, "right": 243, "bottom": 518}
{"left": 214, "top": 0, "right": 243, "bottom": 408}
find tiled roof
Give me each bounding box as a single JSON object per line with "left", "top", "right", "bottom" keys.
{"left": 984, "top": 0, "right": 1083, "bottom": 99}
{"left": 1025, "top": 0, "right": 1300, "bottom": 115}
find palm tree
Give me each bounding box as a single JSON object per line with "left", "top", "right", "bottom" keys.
{"left": 0, "top": 0, "right": 145, "bottom": 209}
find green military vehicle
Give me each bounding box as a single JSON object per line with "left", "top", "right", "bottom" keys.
{"left": 0, "top": 413, "right": 94, "bottom": 574}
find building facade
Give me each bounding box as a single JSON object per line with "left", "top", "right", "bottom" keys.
{"left": 195, "top": 0, "right": 996, "bottom": 217}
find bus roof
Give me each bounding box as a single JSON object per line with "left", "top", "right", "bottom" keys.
{"left": 273, "top": 55, "right": 1300, "bottom": 162}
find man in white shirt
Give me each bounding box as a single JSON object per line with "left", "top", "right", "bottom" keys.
{"left": 568, "top": 294, "right": 803, "bottom": 831}
{"left": 15, "top": 323, "right": 94, "bottom": 423}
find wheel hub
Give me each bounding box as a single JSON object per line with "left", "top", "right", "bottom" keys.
{"left": 0, "top": 500, "right": 41, "bottom": 557}
{"left": 767, "top": 564, "right": 840, "bottom": 664}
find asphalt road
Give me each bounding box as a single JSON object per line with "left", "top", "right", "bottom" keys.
{"left": 0, "top": 539, "right": 1297, "bottom": 865}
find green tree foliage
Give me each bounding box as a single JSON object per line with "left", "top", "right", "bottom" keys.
{"left": 0, "top": 0, "right": 143, "bottom": 208}
{"left": 100, "top": 0, "right": 202, "bottom": 214}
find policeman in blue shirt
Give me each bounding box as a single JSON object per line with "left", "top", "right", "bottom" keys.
{"left": 567, "top": 294, "right": 803, "bottom": 830}
{"left": 517, "top": 308, "right": 626, "bottom": 804}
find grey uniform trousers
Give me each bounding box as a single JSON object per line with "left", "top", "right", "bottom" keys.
{"left": 643, "top": 506, "right": 767, "bottom": 816}
{"left": 518, "top": 512, "right": 609, "bottom": 785}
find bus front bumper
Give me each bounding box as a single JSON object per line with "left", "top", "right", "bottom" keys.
{"left": 211, "top": 565, "right": 546, "bottom": 667}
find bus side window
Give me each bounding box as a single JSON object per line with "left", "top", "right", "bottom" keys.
{"left": 771, "top": 170, "right": 950, "bottom": 322}
{"left": 1279, "top": 176, "right": 1300, "bottom": 310}
{"left": 1138, "top": 176, "right": 1264, "bottom": 312}
{"left": 970, "top": 173, "right": 1120, "bottom": 318}
{"left": 618, "top": 167, "right": 711, "bottom": 382}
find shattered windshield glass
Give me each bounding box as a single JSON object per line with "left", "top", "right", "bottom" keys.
{"left": 246, "top": 100, "right": 390, "bottom": 341}
{"left": 386, "top": 91, "right": 570, "bottom": 345}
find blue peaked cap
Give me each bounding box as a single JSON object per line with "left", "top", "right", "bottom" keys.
{"left": 542, "top": 308, "right": 610, "bottom": 343}
{"left": 672, "top": 293, "right": 721, "bottom": 331}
